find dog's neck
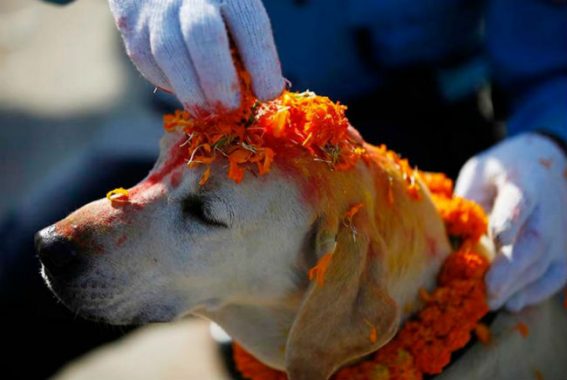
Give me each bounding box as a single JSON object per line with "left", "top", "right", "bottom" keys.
{"left": 198, "top": 222, "right": 451, "bottom": 371}
{"left": 196, "top": 296, "right": 303, "bottom": 370}
{"left": 198, "top": 257, "right": 448, "bottom": 371}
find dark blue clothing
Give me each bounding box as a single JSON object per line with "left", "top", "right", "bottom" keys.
{"left": 486, "top": 0, "right": 567, "bottom": 141}
{"left": 264, "top": 0, "right": 567, "bottom": 141}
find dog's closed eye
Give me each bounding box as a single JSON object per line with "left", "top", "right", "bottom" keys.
{"left": 182, "top": 195, "right": 229, "bottom": 228}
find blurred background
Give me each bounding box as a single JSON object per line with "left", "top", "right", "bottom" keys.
{"left": 0, "top": 0, "right": 153, "bottom": 213}
{"left": 0, "top": 1, "right": 231, "bottom": 379}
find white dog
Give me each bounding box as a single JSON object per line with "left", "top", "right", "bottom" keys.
{"left": 36, "top": 127, "right": 567, "bottom": 379}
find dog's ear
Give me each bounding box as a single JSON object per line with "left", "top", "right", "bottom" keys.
{"left": 285, "top": 213, "right": 399, "bottom": 380}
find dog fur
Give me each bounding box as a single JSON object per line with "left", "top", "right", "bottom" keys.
{"left": 37, "top": 129, "right": 567, "bottom": 380}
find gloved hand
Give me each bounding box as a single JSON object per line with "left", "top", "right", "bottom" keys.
{"left": 108, "top": 0, "right": 284, "bottom": 113}
{"left": 456, "top": 133, "right": 567, "bottom": 311}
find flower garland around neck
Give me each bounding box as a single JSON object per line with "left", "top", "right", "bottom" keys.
{"left": 232, "top": 172, "right": 490, "bottom": 380}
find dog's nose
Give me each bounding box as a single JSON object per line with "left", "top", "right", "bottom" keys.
{"left": 35, "top": 227, "right": 79, "bottom": 276}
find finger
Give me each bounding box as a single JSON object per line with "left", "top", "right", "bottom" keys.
{"left": 454, "top": 157, "right": 495, "bottom": 212}
{"left": 490, "top": 182, "right": 534, "bottom": 247}
{"left": 488, "top": 247, "right": 551, "bottom": 310}
{"left": 505, "top": 261, "right": 567, "bottom": 312}
{"left": 180, "top": 0, "right": 240, "bottom": 110}
{"left": 485, "top": 213, "right": 546, "bottom": 297}
{"left": 221, "top": 0, "right": 285, "bottom": 100}
{"left": 120, "top": 22, "right": 173, "bottom": 92}
{"left": 150, "top": 1, "right": 207, "bottom": 112}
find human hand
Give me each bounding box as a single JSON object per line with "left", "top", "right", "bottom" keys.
{"left": 455, "top": 133, "right": 567, "bottom": 311}
{"left": 108, "top": 0, "right": 284, "bottom": 113}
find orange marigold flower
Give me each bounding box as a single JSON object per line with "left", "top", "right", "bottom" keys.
{"left": 438, "top": 250, "right": 489, "bottom": 284}
{"left": 418, "top": 172, "right": 454, "bottom": 198}
{"left": 433, "top": 195, "right": 488, "bottom": 243}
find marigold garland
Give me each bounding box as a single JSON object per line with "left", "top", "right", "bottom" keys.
{"left": 232, "top": 172, "right": 491, "bottom": 380}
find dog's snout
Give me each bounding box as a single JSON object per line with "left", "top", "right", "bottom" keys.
{"left": 35, "top": 227, "right": 80, "bottom": 276}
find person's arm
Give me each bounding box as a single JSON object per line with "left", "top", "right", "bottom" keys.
{"left": 456, "top": 0, "right": 567, "bottom": 311}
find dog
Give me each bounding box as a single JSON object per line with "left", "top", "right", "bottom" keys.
{"left": 36, "top": 112, "right": 567, "bottom": 380}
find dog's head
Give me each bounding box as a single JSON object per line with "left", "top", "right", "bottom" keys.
{"left": 36, "top": 131, "right": 315, "bottom": 323}
{"left": 37, "top": 110, "right": 451, "bottom": 380}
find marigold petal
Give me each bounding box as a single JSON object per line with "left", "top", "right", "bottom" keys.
{"left": 344, "top": 203, "right": 364, "bottom": 219}
{"left": 199, "top": 166, "right": 211, "bottom": 187}
{"left": 474, "top": 323, "right": 491, "bottom": 345}
{"left": 228, "top": 160, "right": 245, "bottom": 184}
{"left": 308, "top": 252, "right": 333, "bottom": 287}
{"left": 229, "top": 149, "right": 251, "bottom": 164}
{"left": 514, "top": 322, "right": 529, "bottom": 337}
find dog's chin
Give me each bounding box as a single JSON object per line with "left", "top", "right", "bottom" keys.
{"left": 75, "top": 304, "right": 181, "bottom": 326}
{"left": 40, "top": 265, "right": 182, "bottom": 325}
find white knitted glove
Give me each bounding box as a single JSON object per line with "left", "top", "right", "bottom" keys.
{"left": 108, "top": 0, "right": 284, "bottom": 112}
{"left": 456, "top": 133, "right": 567, "bottom": 311}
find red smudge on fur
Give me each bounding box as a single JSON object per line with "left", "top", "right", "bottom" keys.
{"left": 146, "top": 138, "right": 187, "bottom": 185}
{"left": 116, "top": 234, "right": 128, "bottom": 247}
{"left": 170, "top": 170, "right": 183, "bottom": 188}
{"left": 426, "top": 236, "right": 438, "bottom": 257}
{"left": 130, "top": 137, "right": 187, "bottom": 198}
{"left": 55, "top": 221, "right": 76, "bottom": 239}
